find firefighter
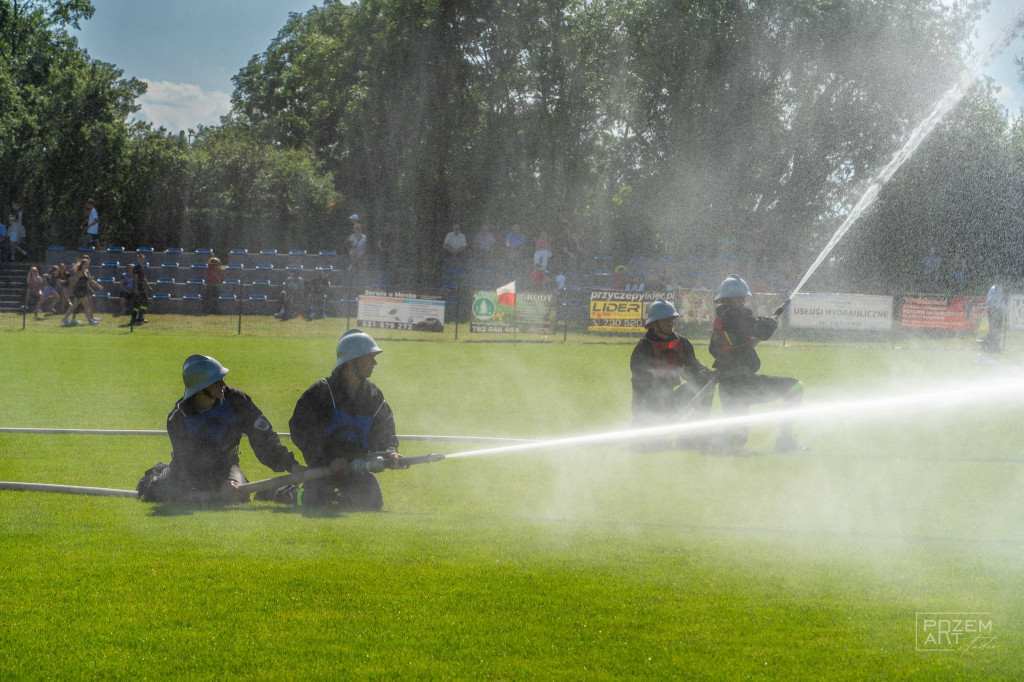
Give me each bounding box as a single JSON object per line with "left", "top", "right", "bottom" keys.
{"left": 285, "top": 329, "right": 405, "bottom": 509}
{"left": 630, "top": 298, "right": 716, "bottom": 450}
{"left": 709, "top": 275, "right": 804, "bottom": 452}
{"left": 136, "top": 355, "right": 305, "bottom": 502}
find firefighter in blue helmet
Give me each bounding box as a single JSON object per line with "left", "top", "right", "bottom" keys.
{"left": 285, "top": 329, "right": 405, "bottom": 509}
{"left": 630, "top": 298, "right": 716, "bottom": 450}
{"left": 136, "top": 355, "right": 305, "bottom": 502}
{"left": 709, "top": 275, "right": 804, "bottom": 452}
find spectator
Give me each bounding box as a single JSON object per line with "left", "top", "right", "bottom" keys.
{"left": 61, "top": 255, "right": 103, "bottom": 326}
{"left": 85, "top": 199, "right": 101, "bottom": 248}
{"left": 980, "top": 281, "right": 1005, "bottom": 354}
{"left": 204, "top": 257, "right": 223, "bottom": 314}
{"left": 25, "top": 266, "right": 43, "bottom": 318}
{"left": 346, "top": 221, "right": 368, "bottom": 272}
{"left": 560, "top": 229, "right": 584, "bottom": 268}
{"left": 555, "top": 271, "right": 567, "bottom": 291}
{"left": 275, "top": 269, "right": 305, "bottom": 320}
{"left": 473, "top": 225, "right": 496, "bottom": 261}
{"left": 531, "top": 264, "right": 546, "bottom": 288}
{"left": 37, "top": 265, "right": 61, "bottom": 315}
{"left": 130, "top": 252, "right": 153, "bottom": 326}
{"left": 533, "top": 230, "right": 552, "bottom": 271}
{"left": 55, "top": 263, "right": 72, "bottom": 314}
{"left": 374, "top": 222, "right": 395, "bottom": 272}
{"left": 306, "top": 267, "right": 330, "bottom": 320}
{"left": 505, "top": 225, "right": 526, "bottom": 262}
{"left": 443, "top": 223, "right": 468, "bottom": 263}
{"left": 922, "top": 248, "right": 941, "bottom": 288}
{"left": 7, "top": 210, "right": 27, "bottom": 261}
{"left": 0, "top": 215, "right": 8, "bottom": 262}
{"left": 117, "top": 263, "right": 135, "bottom": 316}
{"left": 626, "top": 275, "right": 645, "bottom": 292}
{"left": 612, "top": 265, "right": 629, "bottom": 290}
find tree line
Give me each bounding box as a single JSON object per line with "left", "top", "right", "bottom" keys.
{"left": 2, "top": 0, "right": 1021, "bottom": 292}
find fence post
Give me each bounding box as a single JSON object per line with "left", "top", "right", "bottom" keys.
{"left": 453, "top": 284, "right": 460, "bottom": 341}
{"left": 237, "top": 297, "right": 242, "bottom": 335}
{"left": 22, "top": 281, "right": 27, "bottom": 329}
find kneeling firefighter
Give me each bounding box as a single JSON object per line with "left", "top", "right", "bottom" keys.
{"left": 709, "top": 275, "right": 804, "bottom": 452}
{"left": 284, "top": 329, "right": 405, "bottom": 509}
{"left": 137, "top": 355, "right": 305, "bottom": 502}
{"left": 630, "top": 298, "right": 716, "bottom": 450}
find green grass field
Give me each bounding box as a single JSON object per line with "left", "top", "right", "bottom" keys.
{"left": 2, "top": 326, "right": 1022, "bottom": 678}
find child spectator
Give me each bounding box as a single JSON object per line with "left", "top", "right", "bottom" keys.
{"left": 306, "top": 267, "right": 330, "bottom": 320}
{"left": 275, "top": 269, "right": 305, "bottom": 320}
{"left": 25, "top": 266, "right": 43, "bottom": 318}
{"left": 37, "top": 266, "right": 61, "bottom": 315}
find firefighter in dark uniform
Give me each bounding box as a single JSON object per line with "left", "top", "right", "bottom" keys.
{"left": 287, "top": 329, "right": 405, "bottom": 509}
{"left": 709, "top": 275, "right": 804, "bottom": 452}
{"left": 136, "top": 355, "right": 305, "bottom": 502}
{"left": 630, "top": 298, "right": 716, "bottom": 450}
{"left": 130, "top": 252, "right": 153, "bottom": 326}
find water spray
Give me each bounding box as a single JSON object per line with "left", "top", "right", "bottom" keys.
{"left": 782, "top": 7, "right": 1024, "bottom": 303}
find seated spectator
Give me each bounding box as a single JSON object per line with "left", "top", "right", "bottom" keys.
{"left": 117, "top": 263, "right": 135, "bottom": 316}
{"left": 505, "top": 225, "right": 526, "bottom": 261}
{"left": 443, "top": 223, "right": 468, "bottom": 262}
{"left": 612, "top": 265, "right": 629, "bottom": 290}
{"left": 531, "top": 264, "right": 546, "bottom": 288}
{"left": 533, "top": 230, "right": 552, "bottom": 271}
{"left": 37, "top": 266, "right": 61, "bottom": 315}
{"left": 275, "top": 269, "right": 305, "bottom": 320}
{"left": 555, "top": 271, "right": 567, "bottom": 291}
{"left": 25, "top": 266, "right": 43, "bottom": 318}
{"left": 473, "top": 225, "right": 496, "bottom": 261}
{"left": 626, "top": 275, "right": 645, "bottom": 292}
{"left": 346, "top": 221, "right": 368, "bottom": 271}
{"left": 307, "top": 267, "right": 330, "bottom": 320}
{"left": 560, "top": 229, "right": 583, "bottom": 267}
{"left": 62, "top": 255, "right": 104, "bottom": 326}
{"left": 204, "top": 257, "right": 223, "bottom": 314}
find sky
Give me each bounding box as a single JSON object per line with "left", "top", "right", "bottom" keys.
{"left": 72, "top": 0, "right": 1024, "bottom": 133}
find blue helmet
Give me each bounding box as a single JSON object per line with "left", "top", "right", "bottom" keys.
{"left": 335, "top": 329, "right": 383, "bottom": 370}
{"left": 182, "top": 354, "right": 229, "bottom": 400}
{"left": 645, "top": 298, "right": 679, "bottom": 326}
{"left": 715, "top": 274, "right": 751, "bottom": 301}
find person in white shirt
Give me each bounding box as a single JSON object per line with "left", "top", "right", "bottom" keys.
{"left": 85, "top": 199, "right": 100, "bottom": 247}
{"left": 443, "top": 223, "right": 467, "bottom": 261}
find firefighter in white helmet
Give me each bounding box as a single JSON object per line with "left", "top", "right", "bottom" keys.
{"left": 709, "top": 275, "right": 804, "bottom": 452}
{"left": 285, "top": 329, "right": 405, "bottom": 508}
{"left": 630, "top": 298, "right": 716, "bottom": 451}
{"left": 136, "top": 354, "right": 305, "bottom": 502}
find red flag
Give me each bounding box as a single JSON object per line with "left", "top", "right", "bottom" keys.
{"left": 497, "top": 280, "right": 516, "bottom": 306}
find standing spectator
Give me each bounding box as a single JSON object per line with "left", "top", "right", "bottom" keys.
{"left": 612, "top": 265, "right": 629, "bottom": 290}
{"left": 443, "top": 223, "right": 467, "bottom": 264}
{"left": 306, "top": 267, "right": 330, "bottom": 320}
{"left": 85, "top": 199, "right": 101, "bottom": 248}
{"left": 203, "top": 257, "right": 223, "bottom": 315}
{"left": 131, "top": 252, "right": 154, "bottom": 326}
{"left": 505, "top": 225, "right": 526, "bottom": 262}
{"left": 473, "top": 225, "right": 496, "bottom": 262}
{"left": 62, "top": 255, "right": 103, "bottom": 326}
{"left": 55, "top": 263, "right": 72, "bottom": 314}
{"left": 37, "top": 266, "right": 61, "bottom": 315}
{"left": 0, "top": 215, "right": 8, "bottom": 262}
{"left": 374, "top": 222, "right": 395, "bottom": 273}
{"left": 560, "top": 229, "right": 584, "bottom": 268}
{"left": 530, "top": 264, "right": 546, "bottom": 288}
{"left": 555, "top": 271, "right": 567, "bottom": 291}
{"left": 25, "top": 266, "right": 43, "bottom": 318}
{"left": 533, "top": 230, "right": 552, "bottom": 271}
{"left": 980, "top": 281, "right": 1005, "bottom": 354}
{"left": 346, "top": 221, "right": 368, "bottom": 272}
{"left": 117, "top": 263, "right": 135, "bottom": 316}
{"left": 275, "top": 269, "right": 305, "bottom": 320}
{"left": 7, "top": 210, "right": 27, "bottom": 261}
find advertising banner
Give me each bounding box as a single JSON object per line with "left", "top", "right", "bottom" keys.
{"left": 470, "top": 289, "right": 557, "bottom": 334}
{"left": 674, "top": 289, "right": 715, "bottom": 325}
{"left": 899, "top": 296, "right": 984, "bottom": 332}
{"left": 357, "top": 290, "right": 445, "bottom": 332}
{"left": 588, "top": 291, "right": 675, "bottom": 331}
{"left": 788, "top": 293, "right": 894, "bottom": 331}
{"left": 1007, "top": 295, "right": 1024, "bottom": 331}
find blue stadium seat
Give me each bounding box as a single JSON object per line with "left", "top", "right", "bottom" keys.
{"left": 48, "top": 245, "right": 66, "bottom": 253}
{"left": 106, "top": 246, "right": 124, "bottom": 254}
{"left": 157, "top": 277, "right": 175, "bottom": 284}
{"left": 190, "top": 263, "right": 206, "bottom": 270}
{"left": 249, "top": 295, "right": 268, "bottom": 301}
{"left": 161, "top": 262, "right": 179, "bottom": 269}
{"left": 319, "top": 250, "right": 336, "bottom": 256}
{"left": 289, "top": 250, "right": 307, "bottom": 256}
{"left": 137, "top": 247, "right": 154, "bottom": 253}
{"left": 226, "top": 263, "right": 243, "bottom": 270}
{"left": 443, "top": 266, "right": 462, "bottom": 275}
{"left": 230, "top": 248, "right": 248, "bottom": 255}
{"left": 164, "top": 247, "right": 183, "bottom": 255}
{"left": 77, "top": 245, "right": 96, "bottom": 253}
{"left": 223, "top": 279, "right": 241, "bottom": 286}
{"left": 153, "top": 293, "right": 171, "bottom": 300}
{"left": 186, "top": 279, "right": 204, "bottom": 285}
{"left": 97, "top": 277, "right": 115, "bottom": 284}
{"left": 256, "top": 264, "right": 273, "bottom": 270}
{"left": 219, "top": 294, "right": 237, "bottom": 301}
{"left": 286, "top": 264, "right": 303, "bottom": 270}
{"left": 252, "top": 280, "right": 271, "bottom": 287}
{"left": 259, "top": 249, "right": 278, "bottom": 255}
{"left": 101, "top": 261, "right": 119, "bottom": 268}
{"left": 195, "top": 248, "right": 213, "bottom": 256}
{"left": 182, "top": 293, "right": 202, "bottom": 300}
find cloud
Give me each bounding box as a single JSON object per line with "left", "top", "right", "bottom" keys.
{"left": 134, "top": 79, "right": 232, "bottom": 132}
{"left": 993, "top": 82, "right": 1019, "bottom": 110}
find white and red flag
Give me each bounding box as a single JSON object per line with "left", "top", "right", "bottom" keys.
{"left": 497, "top": 280, "right": 516, "bottom": 306}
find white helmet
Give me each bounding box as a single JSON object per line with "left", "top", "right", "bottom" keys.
{"left": 335, "top": 329, "right": 383, "bottom": 369}
{"left": 644, "top": 298, "right": 679, "bottom": 326}
{"left": 715, "top": 274, "right": 751, "bottom": 301}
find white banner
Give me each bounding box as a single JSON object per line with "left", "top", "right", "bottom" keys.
{"left": 1007, "top": 295, "right": 1024, "bottom": 331}
{"left": 357, "top": 291, "right": 446, "bottom": 332}
{"left": 788, "top": 293, "right": 893, "bottom": 331}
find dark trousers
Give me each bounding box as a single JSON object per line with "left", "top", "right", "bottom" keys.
{"left": 301, "top": 472, "right": 383, "bottom": 510}
{"left": 137, "top": 462, "right": 248, "bottom": 502}
{"left": 718, "top": 373, "right": 803, "bottom": 448}
{"left": 632, "top": 379, "right": 715, "bottom": 451}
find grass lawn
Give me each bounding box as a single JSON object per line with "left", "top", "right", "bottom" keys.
{"left": 1, "top": 326, "right": 1022, "bottom": 678}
